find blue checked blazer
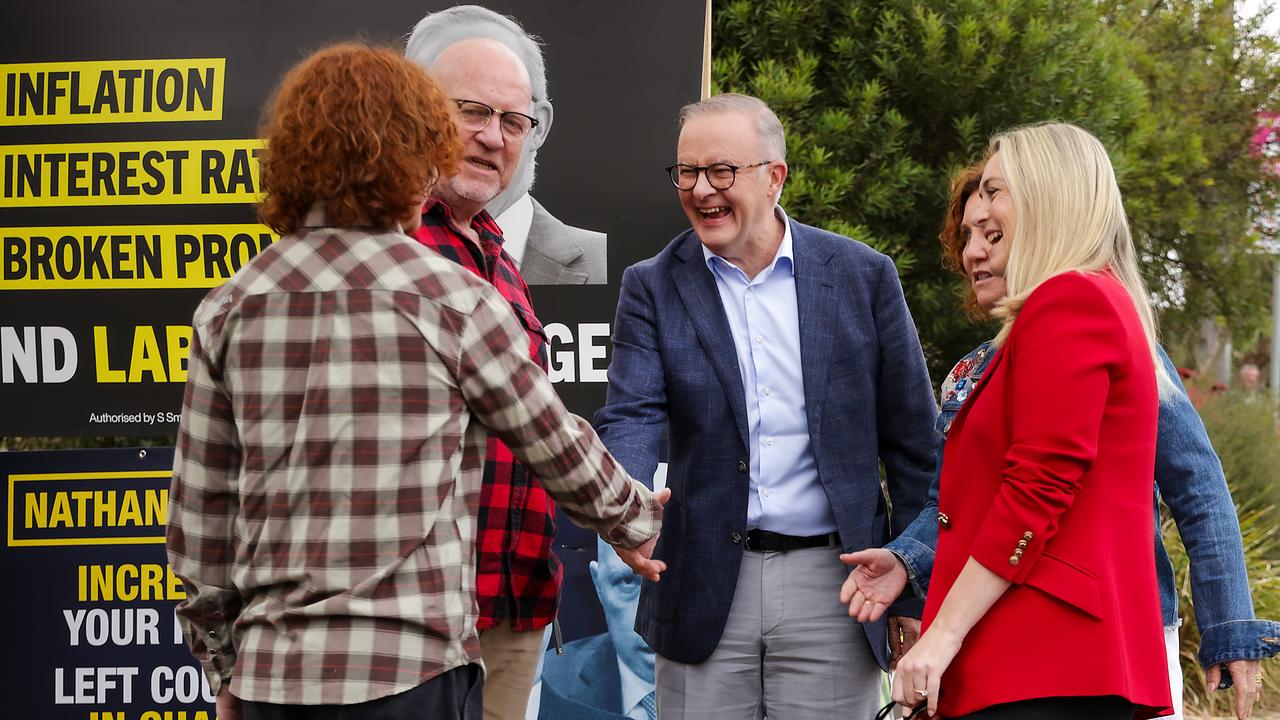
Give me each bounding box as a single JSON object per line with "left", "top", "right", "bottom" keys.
{"left": 594, "top": 218, "right": 937, "bottom": 669}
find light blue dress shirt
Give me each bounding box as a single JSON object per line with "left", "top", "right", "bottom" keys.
{"left": 702, "top": 207, "right": 836, "bottom": 536}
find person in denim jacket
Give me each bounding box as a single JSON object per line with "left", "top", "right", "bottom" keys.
{"left": 840, "top": 162, "right": 1279, "bottom": 719}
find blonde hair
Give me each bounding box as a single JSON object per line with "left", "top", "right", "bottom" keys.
{"left": 987, "top": 122, "right": 1172, "bottom": 390}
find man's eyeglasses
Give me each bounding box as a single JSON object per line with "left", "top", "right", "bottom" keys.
{"left": 452, "top": 99, "right": 539, "bottom": 140}
{"left": 665, "top": 161, "right": 773, "bottom": 191}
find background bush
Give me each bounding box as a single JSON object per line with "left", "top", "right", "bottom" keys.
{"left": 712, "top": 0, "right": 1280, "bottom": 382}
{"left": 1166, "top": 390, "right": 1280, "bottom": 715}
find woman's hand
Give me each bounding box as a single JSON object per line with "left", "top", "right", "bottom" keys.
{"left": 839, "top": 548, "right": 908, "bottom": 622}
{"left": 1207, "top": 658, "right": 1263, "bottom": 719}
{"left": 892, "top": 625, "right": 964, "bottom": 717}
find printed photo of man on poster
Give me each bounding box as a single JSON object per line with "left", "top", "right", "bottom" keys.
{"left": 406, "top": 5, "right": 607, "bottom": 285}
{"left": 538, "top": 536, "right": 658, "bottom": 720}
{"left": 0, "top": 1, "right": 703, "bottom": 718}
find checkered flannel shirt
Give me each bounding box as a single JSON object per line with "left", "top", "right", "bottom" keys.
{"left": 166, "top": 217, "right": 659, "bottom": 705}
{"left": 414, "top": 198, "right": 560, "bottom": 631}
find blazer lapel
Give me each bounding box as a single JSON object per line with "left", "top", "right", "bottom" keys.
{"left": 792, "top": 222, "right": 837, "bottom": 445}
{"left": 521, "top": 199, "right": 588, "bottom": 284}
{"left": 670, "top": 234, "right": 750, "bottom": 451}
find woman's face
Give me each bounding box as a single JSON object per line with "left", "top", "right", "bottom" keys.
{"left": 961, "top": 153, "right": 1015, "bottom": 312}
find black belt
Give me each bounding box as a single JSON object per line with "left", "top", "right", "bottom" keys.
{"left": 744, "top": 529, "right": 837, "bottom": 553}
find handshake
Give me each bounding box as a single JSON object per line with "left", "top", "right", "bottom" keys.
{"left": 611, "top": 487, "right": 673, "bottom": 582}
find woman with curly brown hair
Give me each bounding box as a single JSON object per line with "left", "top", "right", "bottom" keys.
{"left": 168, "top": 42, "right": 669, "bottom": 720}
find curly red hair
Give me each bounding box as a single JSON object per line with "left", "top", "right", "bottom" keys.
{"left": 258, "top": 43, "right": 461, "bottom": 235}
{"left": 940, "top": 161, "right": 987, "bottom": 320}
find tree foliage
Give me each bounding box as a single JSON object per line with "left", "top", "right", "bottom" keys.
{"left": 1104, "top": 1, "right": 1280, "bottom": 360}
{"left": 713, "top": 0, "right": 1280, "bottom": 380}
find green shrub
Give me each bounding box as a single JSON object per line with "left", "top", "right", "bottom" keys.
{"left": 1166, "top": 502, "right": 1280, "bottom": 715}
{"left": 1166, "top": 390, "right": 1280, "bottom": 715}
{"left": 1195, "top": 392, "right": 1280, "bottom": 514}
{"left": 0, "top": 437, "right": 172, "bottom": 451}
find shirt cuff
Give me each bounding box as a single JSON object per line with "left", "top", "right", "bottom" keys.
{"left": 885, "top": 539, "right": 934, "bottom": 600}
{"left": 198, "top": 648, "right": 237, "bottom": 696}
{"left": 604, "top": 479, "right": 661, "bottom": 549}
{"left": 1197, "top": 619, "right": 1280, "bottom": 672}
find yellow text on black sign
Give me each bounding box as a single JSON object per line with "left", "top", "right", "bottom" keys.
{"left": 1, "top": 324, "right": 195, "bottom": 385}
{"left": 1, "top": 59, "right": 224, "bottom": 126}
{"left": 7, "top": 471, "right": 170, "bottom": 547}
{"left": 2, "top": 224, "right": 278, "bottom": 289}
{"left": 1, "top": 139, "right": 263, "bottom": 207}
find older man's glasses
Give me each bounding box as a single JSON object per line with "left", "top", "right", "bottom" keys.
{"left": 666, "top": 161, "right": 773, "bottom": 191}
{"left": 452, "top": 99, "right": 539, "bottom": 140}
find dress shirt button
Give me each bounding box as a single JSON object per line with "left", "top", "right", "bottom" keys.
{"left": 754, "top": 334, "right": 764, "bottom": 344}
{"left": 937, "top": 512, "right": 951, "bottom": 530}
{"left": 731, "top": 531, "right": 743, "bottom": 544}
{"left": 737, "top": 460, "right": 748, "bottom": 473}
{"left": 762, "top": 488, "right": 771, "bottom": 498}
{"left": 765, "top": 437, "right": 775, "bottom": 446}
{"left": 762, "top": 387, "right": 771, "bottom": 397}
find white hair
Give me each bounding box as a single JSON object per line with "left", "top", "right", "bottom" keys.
{"left": 405, "top": 4, "right": 548, "bottom": 101}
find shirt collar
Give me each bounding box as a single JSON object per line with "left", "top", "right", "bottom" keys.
{"left": 701, "top": 205, "right": 794, "bottom": 281}
{"left": 616, "top": 654, "right": 649, "bottom": 716}
{"left": 492, "top": 193, "right": 534, "bottom": 265}
{"left": 425, "top": 197, "right": 505, "bottom": 242}
{"left": 300, "top": 204, "right": 403, "bottom": 233}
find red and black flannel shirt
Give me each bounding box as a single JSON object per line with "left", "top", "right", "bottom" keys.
{"left": 415, "top": 198, "right": 560, "bottom": 630}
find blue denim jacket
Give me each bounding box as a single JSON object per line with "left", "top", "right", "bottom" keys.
{"left": 887, "top": 341, "right": 1280, "bottom": 673}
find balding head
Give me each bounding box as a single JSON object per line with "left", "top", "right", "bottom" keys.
{"left": 431, "top": 37, "right": 531, "bottom": 102}
{"left": 406, "top": 4, "right": 548, "bottom": 102}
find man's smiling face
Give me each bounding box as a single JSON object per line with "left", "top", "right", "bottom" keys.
{"left": 675, "top": 111, "right": 781, "bottom": 260}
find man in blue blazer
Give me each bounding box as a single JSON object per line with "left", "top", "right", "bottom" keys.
{"left": 594, "top": 93, "right": 938, "bottom": 719}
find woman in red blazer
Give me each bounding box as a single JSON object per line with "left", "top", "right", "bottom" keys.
{"left": 890, "top": 123, "right": 1173, "bottom": 719}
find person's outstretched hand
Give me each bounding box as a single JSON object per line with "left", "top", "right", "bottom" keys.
{"left": 839, "top": 548, "right": 909, "bottom": 622}
{"left": 613, "top": 487, "right": 672, "bottom": 582}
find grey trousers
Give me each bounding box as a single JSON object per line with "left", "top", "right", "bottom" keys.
{"left": 655, "top": 544, "right": 882, "bottom": 720}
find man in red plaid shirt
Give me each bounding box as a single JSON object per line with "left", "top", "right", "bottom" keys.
{"left": 407, "top": 24, "right": 562, "bottom": 720}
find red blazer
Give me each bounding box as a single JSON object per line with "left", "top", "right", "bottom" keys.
{"left": 923, "top": 271, "right": 1172, "bottom": 718}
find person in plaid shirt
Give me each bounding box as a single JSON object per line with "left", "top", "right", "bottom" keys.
{"left": 404, "top": 14, "right": 572, "bottom": 720}
{"left": 166, "top": 43, "right": 666, "bottom": 720}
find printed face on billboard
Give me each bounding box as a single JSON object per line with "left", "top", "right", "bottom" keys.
{"left": 1, "top": 4, "right": 703, "bottom": 720}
